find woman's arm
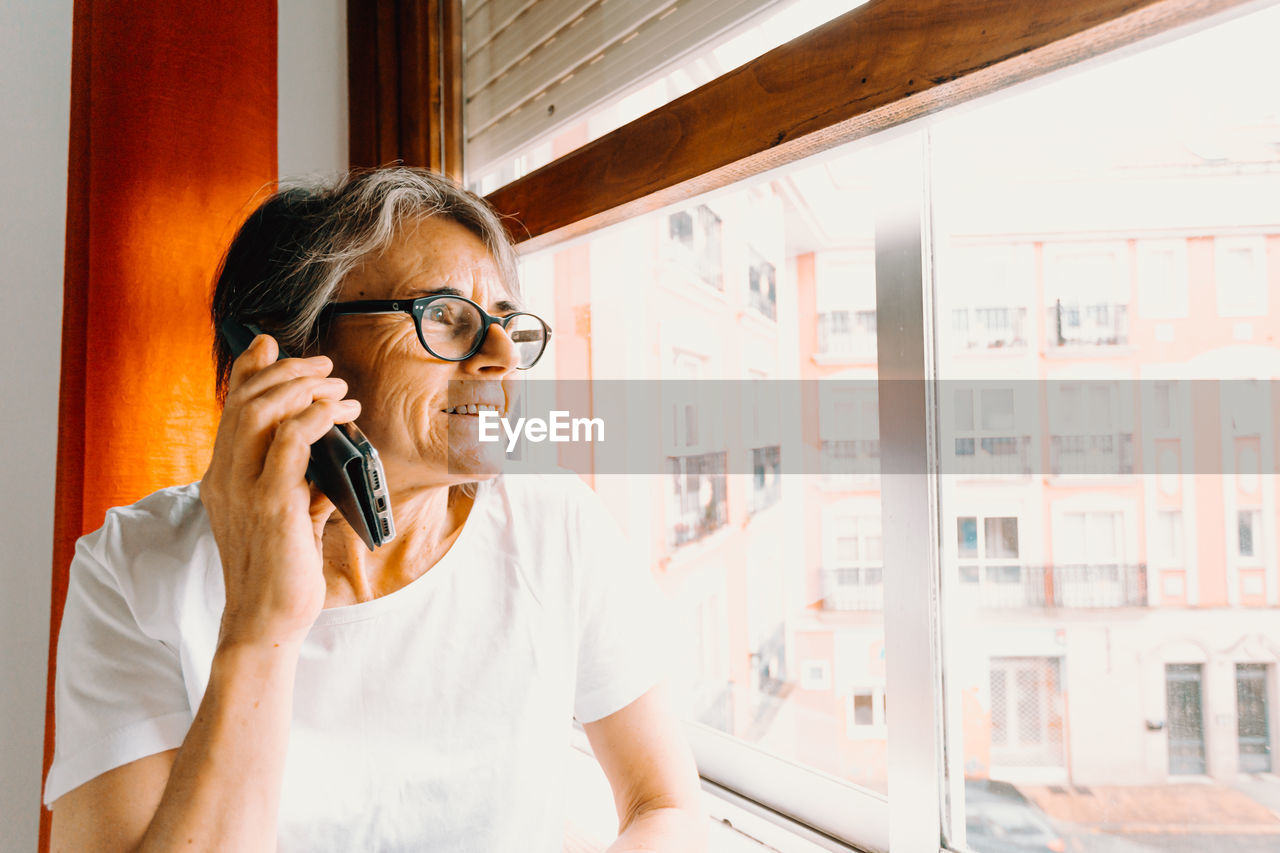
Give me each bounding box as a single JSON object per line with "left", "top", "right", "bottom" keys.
{"left": 584, "top": 684, "right": 708, "bottom": 853}
{"left": 51, "top": 334, "right": 357, "bottom": 852}
{"left": 51, "top": 643, "right": 299, "bottom": 852}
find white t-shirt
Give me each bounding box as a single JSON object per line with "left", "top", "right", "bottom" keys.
{"left": 45, "top": 474, "right": 673, "bottom": 852}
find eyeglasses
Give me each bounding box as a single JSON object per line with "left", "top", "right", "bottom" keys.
{"left": 319, "top": 295, "right": 552, "bottom": 370}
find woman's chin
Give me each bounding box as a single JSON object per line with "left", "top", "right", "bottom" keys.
{"left": 444, "top": 415, "right": 507, "bottom": 477}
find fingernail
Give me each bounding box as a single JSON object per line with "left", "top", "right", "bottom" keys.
{"left": 342, "top": 399, "right": 361, "bottom": 410}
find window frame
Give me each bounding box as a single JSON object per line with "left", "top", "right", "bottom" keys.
{"left": 1214, "top": 235, "right": 1269, "bottom": 317}
{"left": 449, "top": 1, "right": 1260, "bottom": 850}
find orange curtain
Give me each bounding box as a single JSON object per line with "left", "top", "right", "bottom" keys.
{"left": 41, "top": 1, "right": 276, "bottom": 846}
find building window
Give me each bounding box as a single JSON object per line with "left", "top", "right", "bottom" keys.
{"left": 814, "top": 251, "right": 876, "bottom": 359}
{"left": 1152, "top": 381, "right": 1178, "bottom": 433}
{"left": 957, "top": 516, "right": 1026, "bottom": 606}
{"left": 747, "top": 248, "right": 777, "bottom": 320}
{"left": 667, "top": 205, "right": 724, "bottom": 290}
{"left": 1137, "top": 240, "right": 1190, "bottom": 318}
{"left": 1152, "top": 510, "right": 1184, "bottom": 567}
{"left": 1238, "top": 509, "right": 1261, "bottom": 562}
{"left": 1215, "top": 236, "right": 1267, "bottom": 317}
{"left": 824, "top": 515, "right": 884, "bottom": 611}
{"left": 949, "top": 387, "right": 1029, "bottom": 475}
{"left": 666, "top": 452, "right": 728, "bottom": 548}
{"left": 820, "top": 385, "right": 880, "bottom": 484}
{"left": 750, "top": 445, "right": 782, "bottom": 513}
{"left": 1044, "top": 245, "right": 1129, "bottom": 346}
{"left": 801, "top": 660, "right": 831, "bottom": 691}
{"left": 1050, "top": 383, "right": 1134, "bottom": 476}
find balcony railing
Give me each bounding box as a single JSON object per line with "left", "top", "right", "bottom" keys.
{"left": 821, "top": 567, "right": 884, "bottom": 611}
{"left": 1047, "top": 301, "right": 1129, "bottom": 347}
{"left": 948, "top": 434, "right": 1033, "bottom": 476}
{"left": 817, "top": 311, "right": 877, "bottom": 358}
{"left": 1049, "top": 432, "right": 1134, "bottom": 475}
{"left": 820, "top": 439, "right": 880, "bottom": 485}
{"left": 955, "top": 306, "right": 1028, "bottom": 350}
{"left": 959, "top": 563, "right": 1148, "bottom": 608}
{"left": 823, "top": 564, "right": 1148, "bottom": 611}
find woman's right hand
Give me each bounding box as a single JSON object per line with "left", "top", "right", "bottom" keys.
{"left": 201, "top": 334, "right": 361, "bottom": 650}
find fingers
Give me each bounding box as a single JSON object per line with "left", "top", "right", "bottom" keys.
{"left": 225, "top": 333, "right": 279, "bottom": 397}
{"left": 226, "top": 337, "right": 333, "bottom": 409}
{"left": 258, "top": 397, "right": 363, "bottom": 494}
{"left": 229, "top": 375, "right": 352, "bottom": 480}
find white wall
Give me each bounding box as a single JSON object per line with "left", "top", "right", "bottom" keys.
{"left": 279, "top": 0, "right": 349, "bottom": 179}
{"left": 0, "top": 1, "right": 73, "bottom": 849}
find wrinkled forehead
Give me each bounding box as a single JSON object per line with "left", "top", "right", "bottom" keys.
{"left": 342, "top": 216, "right": 520, "bottom": 307}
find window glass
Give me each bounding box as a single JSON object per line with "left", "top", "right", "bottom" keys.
{"left": 514, "top": 136, "right": 896, "bottom": 813}
{"left": 932, "top": 5, "right": 1280, "bottom": 851}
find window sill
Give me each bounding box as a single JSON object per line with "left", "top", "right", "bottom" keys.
{"left": 563, "top": 741, "right": 868, "bottom": 853}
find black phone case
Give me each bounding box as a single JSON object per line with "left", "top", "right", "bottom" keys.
{"left": 218, "top": 319, "right": 394, "bottom": 550}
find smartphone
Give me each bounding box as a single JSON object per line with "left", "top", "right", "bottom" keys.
{"left": 218, "top": 319, "right": 395, "bottom": 551}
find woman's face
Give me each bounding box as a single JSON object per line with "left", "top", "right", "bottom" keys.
{"left": 321, "top": 216, "right": 521, "bottom": 491}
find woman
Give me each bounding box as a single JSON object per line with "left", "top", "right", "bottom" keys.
{"left": 45, "top": 168, "right": 706, "bottom": 851}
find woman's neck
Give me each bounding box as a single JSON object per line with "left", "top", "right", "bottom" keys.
{"left": 320, "top": 483, "right": 475, "bottom": 606}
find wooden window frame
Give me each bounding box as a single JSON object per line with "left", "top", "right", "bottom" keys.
{"left": 481, "top": 0, "right": 1253, "bottom": 252}
{"left": 348, "top": 0, "right": 464, "bottom": 180}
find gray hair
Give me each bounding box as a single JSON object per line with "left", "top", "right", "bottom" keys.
{"left": 211, "top": 166, "right": 520, "bottom": 400}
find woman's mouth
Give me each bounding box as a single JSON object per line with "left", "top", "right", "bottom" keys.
{"left": 442, "top": 403, "right": 502, "bottom": 416}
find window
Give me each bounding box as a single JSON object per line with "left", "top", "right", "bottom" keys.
{"left": 667, "top": 205, "right": 724, "bottom": 290}
{"left": 1152, "top": 510, "right": 1184, "bottom": 567}
{"left": 1049, "top": 382, "right": 1134, "bottom": 476}
{"left": 667, "top": 452, "right": 728, "bottom": 547}
{"left": 941, "top": 244, "right": 1033, "bottom": 349}
{"left": 1044, "top": 245, "right": 1129, "bottom": 346}
{"left": 820, "top": 385, "right": 880, "bottom": 483}
{"left": 825, "top": 515, "right": 884, "bottom": 611}
{"left": 747, "top": 248, "right": 777, "bottom": 320}
{"left": 1152, "top": 381, "right": 1178, "bottom": 432}
{"left": 948, "top": 385, "right": 1031, "bottom": 475}
{"left": 750, "top": 445, "right": 781, "bottom": 512}
{"left": 956, "top": 516, "right": 1027, "bottom": 607}
{"left": 814, "top": 251, "right": 877, "bottom": 359}
{"left": 1137, "top": 239, "right": 1190, "bottom": 318}
{"left": 478, "top": 1, "right": 1280, "bottom": 849}
{"left": 1215, "top": 236, "right": 1267, "bottom": 317}
{"left": 1237, "top": 509, "right": 1261, "bottom": 562}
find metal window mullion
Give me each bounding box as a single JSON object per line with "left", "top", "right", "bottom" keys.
{"left": 874, "top": 130, "right": 947, "bottom": 852}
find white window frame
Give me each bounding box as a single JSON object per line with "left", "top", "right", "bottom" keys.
{"left": 1237, "top": 508, "right": 1263, "bottom": 564}
{"left": 1215, "top": 235, "right": 1268, "bottom": 317}
{"left": 1137, "top": 239, "right": 1190, "bottom": 319}
{"left": 1152, "top": 509, "right": 1185, "bottom": 568}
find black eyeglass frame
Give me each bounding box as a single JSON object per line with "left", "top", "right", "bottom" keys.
{"left": 319, "top": 295, "right": 552, "bottom": 369}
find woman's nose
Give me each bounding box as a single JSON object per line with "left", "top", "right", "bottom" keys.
{"left": 464, "top": 320, "right": 520, "bottom": 375}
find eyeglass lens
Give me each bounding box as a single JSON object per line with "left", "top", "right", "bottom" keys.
{"left": 420, "top": 296, "right": 545, "bottom": 368}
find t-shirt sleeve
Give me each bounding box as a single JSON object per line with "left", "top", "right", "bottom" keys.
{"left": 43, "top": 521, "right": 194, "bottom": 806}
{"left": 570, "top": 485, "right": 676, "bottom": 723}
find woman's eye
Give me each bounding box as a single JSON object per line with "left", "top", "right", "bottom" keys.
{"left": 426, "top": 307, "right": 452, "bottom": 324}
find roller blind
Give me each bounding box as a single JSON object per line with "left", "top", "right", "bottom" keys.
{"left": 463, "top": 0, "right": 787, "bottom": 178}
